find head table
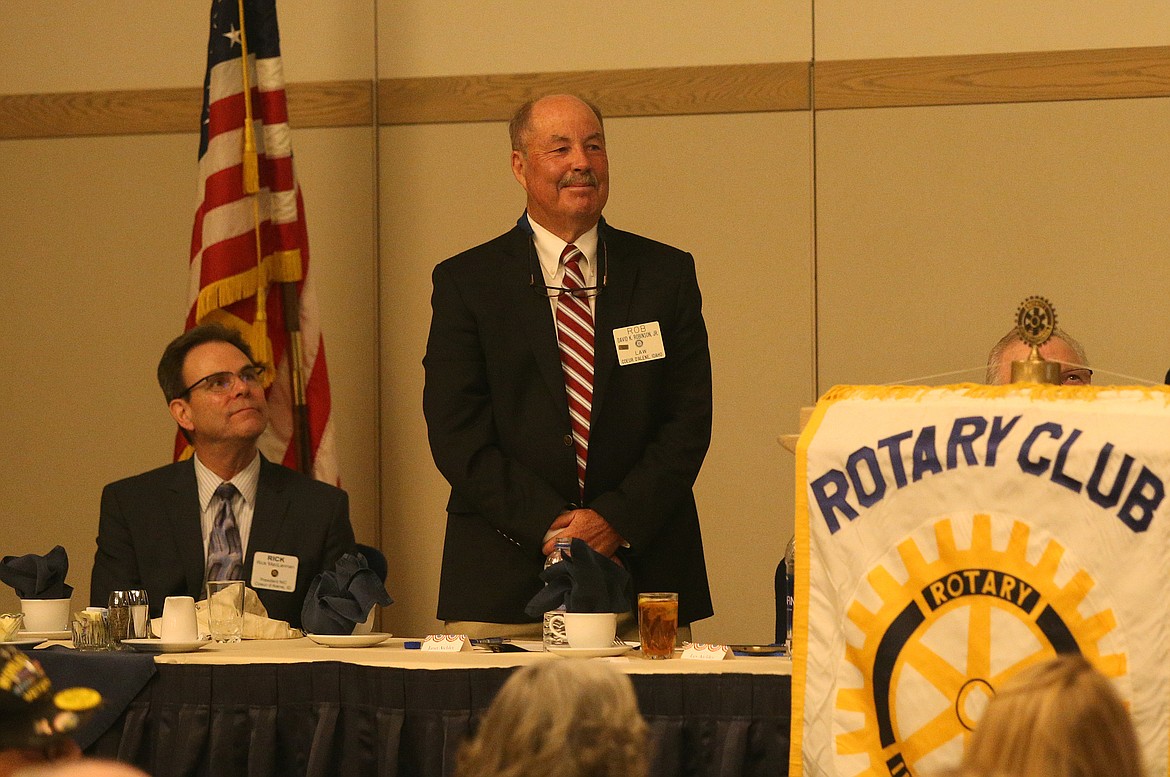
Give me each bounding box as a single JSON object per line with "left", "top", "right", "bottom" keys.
{"left": 26, "top": 637, "right": 791, "bottom": 777}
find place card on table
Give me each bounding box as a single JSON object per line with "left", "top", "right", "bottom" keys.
{"left": 681, "top": 643, "right": 735, "bottom": 661}
{"left": 421, "top": 634, "right": 472, "bottom": 652}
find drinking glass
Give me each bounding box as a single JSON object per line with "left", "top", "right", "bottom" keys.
{"left": 206, "top": 580, "right": 244, "bottom": 643}
{"left": 126, "top": 589, "right": 150, "bottom": 639}
{"left": 72, "top": 608, "right": 113, "bottom": 651}
{"left": 637, "top": 592, "right": 679, "bottom": 659}
{"left": 107, "top": 590, "right": 133, "bottom": 647}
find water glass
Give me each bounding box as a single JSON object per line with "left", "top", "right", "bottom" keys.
{"left": 206, "top": 580, "right": 244, "bottom": 643}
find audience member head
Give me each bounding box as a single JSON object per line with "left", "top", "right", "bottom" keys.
{"left": 157, "top": 323, "right": 268, "bottom": 447}
{"left": 985, "top": 327, "right": 1090, "bottom": 385}
{"left": 13, "top": 760, "right": 150, "bottom": 777}
{"left": 0, "top": 647, "right": 100, "bottom": 777}
{"left": 509, "top": 94, "right": 609, "bottom": 243}
{"left": 455, "top": 659, "right": 648, "bottom": 777}
{"left": 962, "top": 653, "right": 1143, "bottom": 777}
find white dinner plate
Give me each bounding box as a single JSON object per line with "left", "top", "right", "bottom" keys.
{"left": 2, "top": 637, "right": 51, "bottom": 647}
{"left": 122, "top": 638, "right": 211, "bottom": 653}
{"left": 546, "top": 644, "right": 633, "bottom": 658}
{"left": 307, "top": 632, "right": 392, "bottom": 648}
{"left": 16, "top": 630, "right": 71, "bottom": 641}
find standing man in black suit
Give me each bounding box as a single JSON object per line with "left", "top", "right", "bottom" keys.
{"left": 91, "top": 324, "right": 354, "bottom": 628}
{"left": 423, "top": 94, "right": 713, "bottom": 638}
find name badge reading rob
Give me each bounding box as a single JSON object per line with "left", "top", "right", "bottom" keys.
{"left": 613, "top": 321, "right": 665, "bottom": 366}
{"left": 251, "top": 552, "right": 299, "bottom": 592}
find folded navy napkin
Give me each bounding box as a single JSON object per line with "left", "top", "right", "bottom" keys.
{"left": 300, "top": 548, "right": 393, "bottom": 635}
{"left": 525, "top": 538, "right": 631, "bottom": 616}
{"left": 0, "top": 545, "right": 73, "bottom": 599}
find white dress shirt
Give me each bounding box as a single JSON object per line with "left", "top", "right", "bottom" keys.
{"left": 528, "top": 216, "right": 599, "bottom": 318}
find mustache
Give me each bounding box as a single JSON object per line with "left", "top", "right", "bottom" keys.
{"left": 558, "top": 171, "right": 598, "bottom": 188}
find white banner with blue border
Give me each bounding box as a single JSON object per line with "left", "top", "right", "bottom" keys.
{"left": 790, "top": 384, "right": 1170, "bottom": 777}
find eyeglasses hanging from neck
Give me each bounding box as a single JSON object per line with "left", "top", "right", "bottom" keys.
{"left": 528, "top": 238, "right": 608, "bottom": 299}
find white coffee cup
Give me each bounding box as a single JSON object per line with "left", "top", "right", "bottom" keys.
{"left": 160, "top": 596, "right": 199, "bottom": 642}
{"left": 20, "top": 598, "right": 71, "bottom": 633}
{"left": 563, "top": 611, "right": 618, "bottom": 649}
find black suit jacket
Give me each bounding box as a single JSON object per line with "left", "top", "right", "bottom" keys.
{"left": 423, "top": 220, "right": 714, "bottom": 624}
{"left": 91, "top": 455, "right": 354, "bottom": 628}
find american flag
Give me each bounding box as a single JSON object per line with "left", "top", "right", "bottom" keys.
{"left": 181, "top": 0, "right": 338, "bottom": 484}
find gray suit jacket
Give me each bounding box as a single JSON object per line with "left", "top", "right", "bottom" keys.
{"left": 91, "top": 455, "right": 354, "bottom": 628}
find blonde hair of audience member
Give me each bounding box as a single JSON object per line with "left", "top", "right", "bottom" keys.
{"left": 455, "top": 660, "right": 648, "bottom": 777}
{"left": 13, "top": 760, "right": 150, "bottom": 777}
{"left": 985, "top": 327, "right": 1090, "bottom": 385}
{"left": 962, "top": 654, "right": 1144, "bottom": 777}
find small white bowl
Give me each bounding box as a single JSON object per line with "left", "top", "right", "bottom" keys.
{"left": 20, "top": 598, "right": 71, "bottom": 633}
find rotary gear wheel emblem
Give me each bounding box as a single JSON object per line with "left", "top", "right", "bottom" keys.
{"left": 833, "top": 513, "right": 1125, "bottom": 777}
{"left": 1015, "top": 296, "right": 1056, "bottom": 346}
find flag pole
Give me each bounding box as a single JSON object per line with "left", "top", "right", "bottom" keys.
{"left": 236, "top": 0, "right": 273, "bottom": 373}
{"left": 280, "top": 281, "right": 313, "bottom": 474}
{"left": 238, "top": 0, "right": 308, "bottom": 472}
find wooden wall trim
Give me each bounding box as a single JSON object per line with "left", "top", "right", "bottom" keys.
{"left": 377, "top": 63, "right": 809, "bottom": 125}
{"left": 0, "top": 80, "right": 373, "bottom": 140}
{"left": 815, "top": 46, "right": 1170, "bottom": 110}
{"left": 2, "top": 47, "right": 1167, "bottom": 140}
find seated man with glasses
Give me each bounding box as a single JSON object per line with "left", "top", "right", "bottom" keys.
{"left": 985, "top": 326, "right": 1093, "bottom": 386}
{"left": 91, "top": 324, "right": 355, "bottom": 628}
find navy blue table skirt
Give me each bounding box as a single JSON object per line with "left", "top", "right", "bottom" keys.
{"left": 64, "top": 660, "right": 790, "bottom": 777}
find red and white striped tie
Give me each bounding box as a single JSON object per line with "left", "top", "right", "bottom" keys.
{"left": 556, "top": 244, "right": 594, "bottom": 495}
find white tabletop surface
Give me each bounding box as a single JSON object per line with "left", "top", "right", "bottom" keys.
{"left": 35, "top": 637, "right": 792, "bottom": 675}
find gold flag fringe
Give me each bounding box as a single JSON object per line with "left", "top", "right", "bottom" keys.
{"left": 817, "top": 382, "right": 1170, "bottom": 407}
{"left": 194, "top": 249, "right": 302, "bottom": 323}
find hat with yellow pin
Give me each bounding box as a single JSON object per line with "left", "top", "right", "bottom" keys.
{"left": 0, "top": 645, "right": 102, "bottom": 750}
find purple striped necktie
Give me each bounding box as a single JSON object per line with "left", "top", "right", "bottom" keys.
{"left": 207, "top": 482, "right": 244, "bottom": 581}
{"left": 555, "top": 244, "right": 594, "bottom": 495}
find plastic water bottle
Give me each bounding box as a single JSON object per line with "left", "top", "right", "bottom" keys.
{"left": 542, "top": 536, "right": 572, "bottom": 650}
{"left": 784, "top": 534, "right": 795, "bottom": 655}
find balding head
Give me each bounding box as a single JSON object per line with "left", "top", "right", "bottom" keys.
{"left": 509, "top": 94, "right": 609, "bottom": 242}
{"left": 986, "top": 328, "right": 1090, "bottom": 385}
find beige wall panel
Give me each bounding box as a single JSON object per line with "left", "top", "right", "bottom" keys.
{"left": 0, "top": 135, "right": 193, "bottom": 614}
{"left": 378, "top": 112, "right": 813, "bottom": 643}
{"left": 377, "top": 121, "right": 521, "bottom": 637}
{"left": 377, "top": 0, "right": 811, "bottom": 78}
{"left": 0, "top": 2, "right": 374, "bottom": 94}
{"left": 0, "top": 5, "right": 204, "bottom": 93}
{"left": 606, "top": 112, "right": 814, "bottom": 644}
{"left": 815, "top": 98, "right": 1170, "bottom": 395}
{"left": 815, "top": 1, "right": 1170, "bottom": 60}
{"left": 0, "top": 126, "right": 379, "bottom": 614}
{"left": 280, "top": 127, "right": 380, "bottom": 546}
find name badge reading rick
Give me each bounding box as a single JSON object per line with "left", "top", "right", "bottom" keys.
{"left": 613, "top": 322, "right": 665, "bottom": 366}
{"left": 252, "top": 552, "right": 299, "bottom": 592}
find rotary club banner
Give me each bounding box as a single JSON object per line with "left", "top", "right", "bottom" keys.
{"left": 790, "top": 384, "right": 1170, "bottom": 777}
